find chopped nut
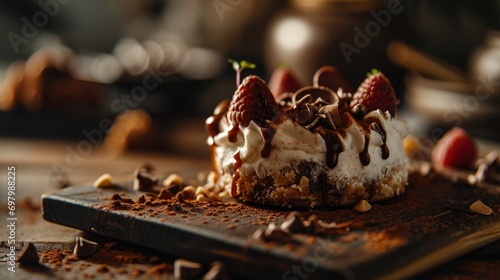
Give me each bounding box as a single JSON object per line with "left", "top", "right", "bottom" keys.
{"left": 163, "top": 174, "right": 184, "bottom": 188}
{"left": 467, "top": 174, "right": 478, "bottom": 186}
{"left": 353, "top": 200, "right": 372, "bottom": 213}
{"left": 195, "top": 186, "right": 208, "bottom": 197}
{"left": 93, "top": 173, "right": 115, "bottom": 188}
{"left": 403, "top": 135, "right": 422, "bottom": 156}
{"left": 299, "top": 176, "right": 309, "bottom": 187}
{"left": 182, "top": 186, "right": 196, "bottom": 200}
{"left": 218, "top": 191, "right": 230, "bottom": 198}
{"left": 469, "top": 200, "right": 493, "bottom": 215}
{"left": 196, "top": 194, "right": 209, "bottom": 202}
{"left": 419, "top": 162, "right": 432, "bottom": 177}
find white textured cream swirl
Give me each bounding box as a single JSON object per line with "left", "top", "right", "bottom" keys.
{"left": 210, "top": 109, "right": 408, "bottom": 193}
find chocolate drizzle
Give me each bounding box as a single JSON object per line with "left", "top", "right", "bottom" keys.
{"left": 205, "top": 99, "right": 230, "bottom": 137}
{"left": 371, "top": 121, "right": 389, "bottom": 159}
{"left": 318, "top": 129, "right": 344, "bottom": 168}
{"left": 206, "top": 81, "right": 397, "bottom": 199}
{"left": 232, "top": 151, "right": 242, "bottom": 197}
{"left": 261, "top": 126, "right": 276, "bottom": 158}
{"left": 228, "top": 125, "right": 239, "bottom": 143}
{"left": 360, "top": 134, "right": 371, "bottom": 166}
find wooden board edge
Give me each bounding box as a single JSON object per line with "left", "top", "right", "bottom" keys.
{"left": 378, "top": 221, "right": 500, "bottom": 280}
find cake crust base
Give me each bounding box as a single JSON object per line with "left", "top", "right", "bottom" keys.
{"left": 234, "top": 164, "right": 408, "bottom": 208}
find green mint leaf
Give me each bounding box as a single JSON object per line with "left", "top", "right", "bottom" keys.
{"left": 240, "top": 60, "right": 256, "bottom": 71}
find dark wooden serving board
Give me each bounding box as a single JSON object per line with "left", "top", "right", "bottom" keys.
{"left": 42, "top": 171, "right": 500, "bottom": 280}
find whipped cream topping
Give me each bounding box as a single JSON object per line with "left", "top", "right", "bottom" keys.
{"left": 209, "top": 107, "right": 408, "bottom": 194}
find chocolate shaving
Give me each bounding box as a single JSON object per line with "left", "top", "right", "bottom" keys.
{"left": 174, "top": 258, "right": 203, "bottom": 279}
{"left": 17, "top": 242, "right": 39, "bottom": 265}
{"left": 133, "top": 169, "right": 158, "bottom": 191}
{"left": 73, "top": 237, "right": 99, "bottom": 259}
{"left": 203, "top": 261, "right": 231, "bottom": 280}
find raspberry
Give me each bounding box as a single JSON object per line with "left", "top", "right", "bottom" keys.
{"left": 432, "top": 127, "right": 477, "bottom": 168}
{"left": 268, "top": 66, "right": 302, "bottom": 99}
{"left": 227, "top": 76, "right": 278, "bottom": 127}
{"left": 350, "top": 71, "right": 398, "bottom": 116}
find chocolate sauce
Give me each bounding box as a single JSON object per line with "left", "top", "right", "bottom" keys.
{"left": 205, "top": 99, "right": 230, "bottom": 137}
{"left": 228, "top": 125, "right": 239, "bottom": 143}
{"left": 371, "top": 121, "right": 389, "bottom": 160}
{"left": 261, "top": 126, "right": 276, "bottom": 158}
{"left": 319, "top": 130, "right": 344, "bottom": 168}
{"left": 232, "top": 151, "right": 242, "bottom": 197}
{"left": 360, "top": 134, "right": 371, "bottom": 166}
{"left": 205, "top": 115, "right": 222, "bottom": 137}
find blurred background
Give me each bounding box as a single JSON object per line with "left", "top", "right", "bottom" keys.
{"left": 1, "top": 0, "right": 500, "bottom": 162}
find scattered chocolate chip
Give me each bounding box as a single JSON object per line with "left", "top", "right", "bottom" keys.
{"left": 73, "top": 237, "right": 99, "bottom": 259}
{"left": 203, "top": 261, "right": 230, "bottom": 280}
{"left": 280, "top": 212, "right": 306, "bottom": 233}
{"left": 253, "top": 222, "right": 295, "bottom": 243}
{"left": 17, "top": 242, "right": 39, "bottom": 265}
{"left": 110, "top": 193, "right": 121, "bottom": 200}
{"left": 174, "top": 258, "right": 203, "bottom": 279}
{"left": 303, "top": 215, "right": 322, "bottom": 233}
{"left": 351, "top": 104, "right": 367, "bottom": 120}
{"left": 133, "top": 169, "right": 158, "bottom": 191}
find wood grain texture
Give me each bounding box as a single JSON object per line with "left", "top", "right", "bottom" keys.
{"left": 42, "top": 171, "right": 500, "bottom": 280}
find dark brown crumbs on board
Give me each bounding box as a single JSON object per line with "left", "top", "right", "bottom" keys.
{"left": 40, "top": 248, "right": 69, "bottom": 266}
{"left": 96, "top": 265, "right": 109, "bottom": 273}
{"left": 252, "top": 212, "right": 376, "bottom": 243}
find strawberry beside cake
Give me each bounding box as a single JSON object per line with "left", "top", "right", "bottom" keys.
{"left": 206, "top": 66, "right": 409, "bottom": 208}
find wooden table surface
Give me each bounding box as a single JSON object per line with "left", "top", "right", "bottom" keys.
{"left": 1, "top": 137, "right": 499, "bottom": 279}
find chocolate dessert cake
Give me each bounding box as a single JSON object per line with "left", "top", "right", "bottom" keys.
{"left": 206, "top": 67, "right": 409, "bottom": 207}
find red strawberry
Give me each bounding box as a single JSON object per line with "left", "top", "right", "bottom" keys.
{"left": 227, "top": 75, "right": 278, "bottom": 127}
{"left": 432, "top": 127, "right": 477, "bottom": 168}
{"left": 268, "top": 66, "right": 302, "bottom": 99}
{"left": 350, "top": 71, "right": 398, "bottom": 116}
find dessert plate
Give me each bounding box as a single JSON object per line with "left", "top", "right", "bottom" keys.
{"left": 42, "top": 170, "right": 500, "bottom": 280}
